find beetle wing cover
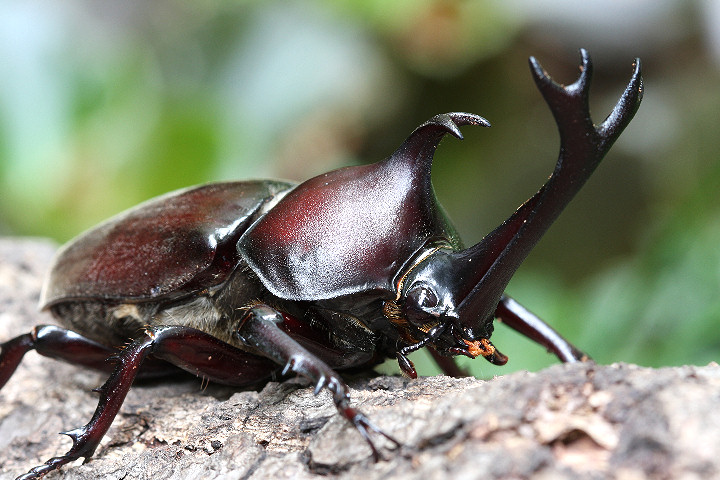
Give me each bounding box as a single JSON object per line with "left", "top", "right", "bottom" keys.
{"left": 41, "top": 181, "right": 293, "bottom": 307}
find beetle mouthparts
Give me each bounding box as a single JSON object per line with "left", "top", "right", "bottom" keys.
{"left": 455, "top": 338, "right": 508, "bottom": 366}
{"left": 463, "top": 338, "right": 495, "bottom": 358}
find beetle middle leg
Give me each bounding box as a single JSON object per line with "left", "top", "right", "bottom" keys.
{"left": 237, "top": 303, "right": 401, "bottom": 460}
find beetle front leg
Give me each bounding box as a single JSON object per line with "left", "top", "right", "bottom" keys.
{"left": 495, "top": 295, "right": 589, "bottom": 363}
{"left": 237, "top": 304, "right": 400, "bottom": 460}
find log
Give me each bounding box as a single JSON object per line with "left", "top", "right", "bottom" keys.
{"left": 1, "top": 238, "right": 718, "bottom": 479}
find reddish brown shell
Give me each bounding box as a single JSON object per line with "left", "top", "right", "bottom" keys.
{"left": 41, "top": 180, "right": 294, "bottom": 307}
{"left": 239, "top": 113, "right": 488, "bottom": 301}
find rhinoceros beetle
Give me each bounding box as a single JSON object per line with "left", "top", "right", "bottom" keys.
{"left": 0, "top": 49, "right": 642, "bottom": 479}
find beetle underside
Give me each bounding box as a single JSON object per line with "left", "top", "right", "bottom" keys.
{"left": 0, "top": 49, "right": 642, "bottom": 480}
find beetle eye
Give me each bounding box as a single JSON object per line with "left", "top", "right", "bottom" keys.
{"left": 407, "top": 285, "right": 438, "bottom": 310}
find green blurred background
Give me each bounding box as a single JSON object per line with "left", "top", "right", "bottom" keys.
{"left": 1, "top": 0, "right": 719, "bottom": 377}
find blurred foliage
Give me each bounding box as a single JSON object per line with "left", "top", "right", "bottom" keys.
{"left": 1, "top": 0, "right": 719, "bottom": 375}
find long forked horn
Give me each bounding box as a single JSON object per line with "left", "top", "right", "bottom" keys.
{"left": 455, "top": 49, "right": 643, "bottom": 333}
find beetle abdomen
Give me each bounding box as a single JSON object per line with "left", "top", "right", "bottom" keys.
{"left": 49, "top": 262, "right": 268, "bottom": 349}
{"left": 49, "top": 300, "right": 154, "bottom": 346}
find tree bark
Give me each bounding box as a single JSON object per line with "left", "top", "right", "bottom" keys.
{"left": 1, "top": 238, "right": 718, "bottom": 480}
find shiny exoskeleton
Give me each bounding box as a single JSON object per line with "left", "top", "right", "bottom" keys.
{"left": 0, "top": 49, "right": 642, "bottom": 479}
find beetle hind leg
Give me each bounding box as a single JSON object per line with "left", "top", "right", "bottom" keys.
{"left": 0, "top": 325, "right": 122, "bottom": 391}
{"left": 14, "top": 325, "right": 278, "bottom": 480}
{"left": 0, "top": 325, "right": 184, "bottom": 394}
{"left": 13, "top": 334, "right": 156, "bottom": 480}
{"left": 237, "top": 303, "right": 401, "bottom": 460}
{"left": 0, "top": 332, "right": 34, "bottom": 390}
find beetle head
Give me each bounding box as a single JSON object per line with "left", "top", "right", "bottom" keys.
{"left": 391, "top": 248, "right": 509, "bottom": 378}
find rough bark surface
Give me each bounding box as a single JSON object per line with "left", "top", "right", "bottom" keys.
{"left": 1, "top": 238, "right": 718, "bottom": 480}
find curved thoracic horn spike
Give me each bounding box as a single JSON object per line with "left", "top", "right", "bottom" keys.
{"left": 417, "top": 112, "right": 491, "bottom": 140}
{"left": 391, "top": 112, "right": 490, "bottom": 169}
